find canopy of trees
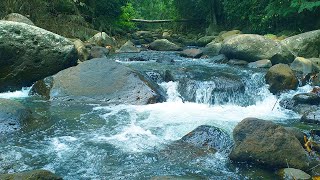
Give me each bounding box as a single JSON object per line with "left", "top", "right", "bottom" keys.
{"left": 0, "top": 0, "right": 319, "bottom": 37}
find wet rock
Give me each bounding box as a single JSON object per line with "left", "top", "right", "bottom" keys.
{"left": 311, "top": 73, "right": 320, "bottom": 86}
{"left": 30, "top": 58, "right": 165, "bottom": 105}
{"left": 282, "top": 30, "right": 320, "bottom": 58}
{"left": 145, "top": 71, "right": 164, "bottom": 83}
{"left": 293, "top": 93, "right": 320, "bottom": 105}
{"left": 227, "top": 59, "right": 248, "bottom": 66}
{"left": 230, "top": 118, "right": 309, "bottom": 170}
{"left": 149, "top": 39, "right": 182, "bottom": 51}
{"left": 178, "top": 125, "right": 233, "bottom": 152}
{"left": 202, "top": 42, "right": 222, "bottom": 56}
{"left": 180, "top": 48, "right": 203, "bottom": 58}
{"left": 205, "top": 54, "right": 228, "bottom": 64}
{"left": 71, "top": 39, "right": 89, "bottom": 62}
{"left": 117, "top": 40, "right": 141, "bottom": 53}
{"left": 88, "top": 46, "right": 109, "bottom": 59}
{"left": 0, "top": 98, "right": 32, "bottom": 133}
{"left": 310, "top": 58, "right": 320, "bottom": 72}
{"left": 0, "top": 21, "right": 78, "bottom": 92}
{"left": 248, "top": 59, "right": 272, "bottom": 68}
{"left": 87, "top": 32, "right": 116, "bottom": 47}
{"left": 197, "top": 35, "right": 216, "bottom": 46}
{"left": 279, "top": 168, "right": 311, "bottom": 180}
{"left": 301, "top": 109, "right": 320, "bottom": 124}
{"left": 220, "top": 34, "right": 294, "bottom": 64}
{"left": 279, "top": 98, "right": 319, "bottom": 115}
{"left": 156, "top": 58, "right": 175, "bottom": 64}
{"left": 0, "top": 169, "right": 62, "bottom": 180}
{"left": 3, "top": 13, "right": 34, "bottom": 26}
{"left": 265, "top": 64, "right": 298, "bottom": 94}
{"left": 290, "top": 57, "right": 314, "bottom": 75}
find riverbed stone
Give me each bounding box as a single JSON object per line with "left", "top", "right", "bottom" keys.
{"left": 2, "top": 13, "right": 35, "bottom": 26}
{"left": 30, "top": 58, "right": 165, "bottom": 105}
{"left": 197, "top": 35, "right": 216, "bottom": 46}
{"left": 301, "top": 109, "right": 320, "bottom": 124}
{"left": 279, "top": 168, "right": 311, "bottom": 180}
{"left": 0, "top": 98, "right": 31, "bottom": 133}
{"left": 180, "top": 48, "right": 203, "bottom": 58}
{"left": 71, "top": 39, "right": 89, "bottom": 62}
{"left": 290, "top": 57, "right": 314, "bottom": 75}
{"left": 248, "top": 59, "right": 272, "bottom": 68}
{"left": 88, "top": 46, "right": 109, "bottom": 59}
{"left": 265, "top": 64, "right": 299, "bottom": 94}
{"left": 202, "top": 42, "right": 222, "bottom": 56}
{"left": 228, "top": 59, "right": 248, "bottom": 66}
{"left": 230, "top": 118, "right": 309, "bottom": 170}
{"left": 220, "top": 34, "right": 294, "bottom": 64}
{"left": 117, "top": 40, "right": 141, "bottom": 53}
{"left": 178, "top": 125, "right": 233, "bottom": 152}
{"left": 149, "top": 39, "right": 182, "bottom": 51}
{"left": 87, "top": 32, "right": 116, "bottom": 47}
{"left": 282, "top": 29, "right": 320, "bottom": 58}
{"left": 0, "top": 20, "right": 78, "bottom": 92}
{"left": 0, "top": 169, "right": 62, "bottom": 180}
{"left": 293, "top": 93, "right": 320, "bottom": 105}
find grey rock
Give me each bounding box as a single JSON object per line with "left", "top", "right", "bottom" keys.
{"left": 117, "top": 40, "right": 141, "bottom": 53}
{"left": 230, "top": 118, "right": 309, "bottom": 170}
{"left": 0, "top": 21, "right": 78, "bottom": 92}
{"left": 3, "top": 13, "right": 34, "bottom": 26}
{"left": 0, "top": 169, "right": 62, "bottom": 180}
{"left": 180, "top": 48, "right": 203, "bottom": 58}
{"left": 248, "top": 59, "right": 272, "bottom": 68}
{"left": 149, "top": 39, "right": 182, "bottom": 51}
{"left": 88, "top": 46, "right": 109, "bottom": 59}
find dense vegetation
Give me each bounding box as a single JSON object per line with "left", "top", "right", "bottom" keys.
{"left": 0, "top": 0, "right": 319, "bottom": 38}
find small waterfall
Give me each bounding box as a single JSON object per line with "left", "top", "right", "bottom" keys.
{"left": 177, "top": 72, "right": 268, "bottom": 106}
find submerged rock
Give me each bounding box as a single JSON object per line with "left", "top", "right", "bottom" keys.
{"left": 0, "top": 21, "right": 78, "bottom": 92}
{"left": 265, "top": 64, "right": 298, "bottom": 94}
{"left": 0, "top": 98, "right": 32, "bottom": 133}
{"left": 149, "top": 39, "right": 182, "bottom": 51}
{"left": 3, "top": 13, "right": 34, "bottom": 26}
{"left": 0, "top": 169, "right": 62, "bottom": 180}
{"left": 230, "top": 118, "right": 309, "bottom": 170}
{"left": 220, "top": 34, "right": 294, "bottom": 64}
{"left": 282, "top": 30, "right": 320, "bottom": 58}
{"left": 30, "top": 58, "right": 165, "bottom": 105}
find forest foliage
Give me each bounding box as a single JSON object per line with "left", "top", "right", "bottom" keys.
{"left": 0, "top": 0, "right": 319, "bottom": 38}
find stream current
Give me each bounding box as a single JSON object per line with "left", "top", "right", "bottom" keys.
{"left": 0, "top": 51, "right": 314, "bottom": 179}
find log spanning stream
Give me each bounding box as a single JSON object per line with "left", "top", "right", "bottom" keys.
{"left": 0, "top": 51, "right": 313, "bottom": 179}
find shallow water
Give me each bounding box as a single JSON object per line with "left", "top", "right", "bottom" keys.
{"left": 0, "top": 52, "right": 313, "bottom": 179}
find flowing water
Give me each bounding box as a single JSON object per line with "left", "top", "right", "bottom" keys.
{"left": 0, "top": 51, "right": 314, "bottom": 179}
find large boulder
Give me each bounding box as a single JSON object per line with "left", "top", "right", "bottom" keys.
{"left": 197, "top": 36, "right": 216, "bottom": 46}
{"left": 149, "top": 39, "right": 182, "bottom": 51}
{"left": 0, "top": 98, "right": 32, "bottom": 133}
{"left": 230, "top": 118, "right": 309, "bottom": 170}
{"left": 0, "top": 21, "right": 78, "bottom": 92}
{"left": 0, "top": 169, "right": 62, "bottom": 180}
{"left": 116, "top": 40, "right": 140, "bottom": 53}
{"left": 220, "top": 34, "right": 294, "bottom": 64}
{"left": 265, "top": 64, "right": 299, "bottom": 94}
{"left": 87, "top": 32, "right": 116, "bottom": 47}
{"left": 282, "top": 30, "right": 320, "bottom": 58}
{"left": 30, "top": 58, "right": 165, "bottom": 105}
{"left": 2, "top": 13, "right": 35, "bottom": 26}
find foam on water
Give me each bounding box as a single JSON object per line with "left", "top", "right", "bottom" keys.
{"left": 92, "top": 81, "right": 301, "bottom": 153}
{"left": 0, "top": 87, "right": 31, "bottom": 99}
